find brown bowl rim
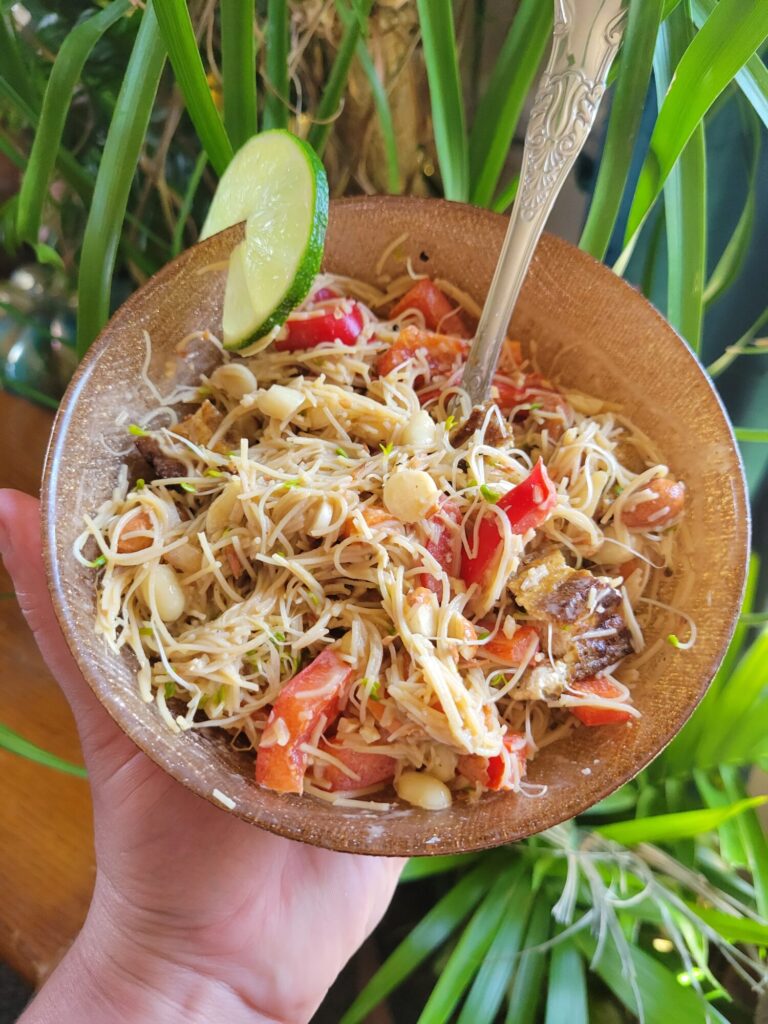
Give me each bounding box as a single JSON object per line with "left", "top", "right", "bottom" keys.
{"left": 41, "top": 196, "right": 750, "bottom": 855}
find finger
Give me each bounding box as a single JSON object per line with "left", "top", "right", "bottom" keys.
{"left": 0, "top": 489, "right": 135, "bottom": 776}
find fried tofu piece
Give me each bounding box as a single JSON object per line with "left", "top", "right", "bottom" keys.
{"left": 511, "top": 550, "right": 632, "bottom": 680}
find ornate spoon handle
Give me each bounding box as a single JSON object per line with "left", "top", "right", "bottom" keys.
{"left": 461, "top": 0, "right": 627, "bottom": 406}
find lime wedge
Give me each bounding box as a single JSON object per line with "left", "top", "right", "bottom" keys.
{"left": 202, "top": 130, "right": 328, "bottom": 350}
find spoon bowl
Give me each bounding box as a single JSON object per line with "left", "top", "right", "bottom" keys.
{"left": 42, "top": 197, "right": 748, "bottom": 856}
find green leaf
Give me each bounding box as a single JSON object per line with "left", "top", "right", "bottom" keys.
{"left": 695, "top": 629, "right": 768, "bottom": 768}
{"left": 75, "top": 2, "right": 166, "bottom": 358}
{"left": 580, "top": 0, "right": 665, "bottom": 259}
{"left": 492, "top": 173, "right": 520, "bottom": 213}
{"left": 417, "top": 864, "right": 523, "bottom": 1024}
{"left": 545, "top": 938, "right": 587, "bottom": 1024}
{"left": 504, "top": 898, "right": 551, "bottom": 1024}
{"left": 691, "top": 0, "right": 768, "bottom": 129}
{"left": 308, "top": 0, "right": 374, "bottom": 157}
{"left": 703, "top": 104, "right": 760, "bottom": 307}
{"left": 707, "top": 301, "right": 768, "bottom": 377}
{"left": 0, "top": 723, "right": 87, "bottom": 778}
{"left": 575, "top": 931, "right": 729, "bottom": 1024}
{"left": 221, "top": 0, "right": 257, "bottom": 151}
{"left": 171, "top": 150, "right": 207, "bottom": 257}
{"left": 684, "top": 903, "right": 768, "bottom": 946}
{"left": 578, "top": 783, "right": 638, "bottom": 818}
{"left": 0, "top": 73, "right": 92, "bottom": 201}
{"left": 469, "top": 0, "right": 551, "bottom": 207}
{"left": 353, "top": 35, "right": 401, "bottom": 193}
{"left": 15, "top": 0, "right": 132, "bottom": 247}
{"left": 32, "top": 241, "right": 64, "bottom": 269}
{"left": 457, "top": 880, "right": 532, "bottom": 1024}
{"left": 625, "top": 0, "right": 768, "bottom": 245}
{"left": 693, "top": 769, "right": 747, "bottom": 867}
{"left": 596, "top": 796, "right": 767, "bottom": 845}
{"left": 720, "top": 765, "right": 768, "bottom": 919}
{"left": 154, "top": 0, "right": 233, "bottom": 176}
{"left": 262, "top": 0, "right": 289, "bottom": 130}
{"left": 0, "top": 4, "right": 38, "bottom": 108}
{"left": 416, "top": 0, "right": 468, "bottom": 201}
{"left": 399, "top": 853, "right": 480, "bottom": 882}
{"left": 735, "top": 427, "right": 768, "bottom": 443}
{"left": 653, "top": 8, "right": 707, "bottom": 352}
{"left": 340, "top": 863, "right": 492, "bottom": 1024}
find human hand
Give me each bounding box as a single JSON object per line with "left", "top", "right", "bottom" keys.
{"left": 0, "top": 490, "right": 403, "bottom": 1024}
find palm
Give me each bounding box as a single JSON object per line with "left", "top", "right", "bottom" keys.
{"left": 1, "top": 490, "right": 402, "bottom": 1020}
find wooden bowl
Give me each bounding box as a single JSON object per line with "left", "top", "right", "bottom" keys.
{"left": 42, "top": 198, "right": 748, "bottom": 855}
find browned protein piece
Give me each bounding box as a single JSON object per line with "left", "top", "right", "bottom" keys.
{"left": 134, "top": 436, "right": 187, "bottom": 479}
{"left": 173, "top": 399, "right": 222, "bottom": 446}
{"left": 135, "top": 400, "right": 224, "bottom": 479}
{"left": 511, "top": 550, "right": 633, "bottom": 679}
{"left": 451, "top": 402, "right": 510, "bottom": 448}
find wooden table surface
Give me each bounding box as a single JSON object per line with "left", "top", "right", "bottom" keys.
{"left": 0, "top": 391, "right": 94, "bottom": 986}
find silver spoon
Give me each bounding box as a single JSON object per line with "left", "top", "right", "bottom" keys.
{"left": 461, "top": 0, "right": 628, "bottom": 406}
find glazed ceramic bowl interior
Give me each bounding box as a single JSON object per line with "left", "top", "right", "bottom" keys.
{"left": 43, "top": 197, "right": 748, "bottom": 855}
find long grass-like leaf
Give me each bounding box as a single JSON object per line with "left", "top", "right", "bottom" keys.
{"left": 171, "top": 150, "right": 207, "bottom": 256}
{"left": 625, "top": 0, "right": 768, "bottom": 245}
{"left": 76, "top": 2, "right": 166, "bottom": 357}
{"left": 596, "top": 796, "right": 767, "bottom": 845}
{"left": 575, "top": 931, "right": 729, "bottom": 1024}
{"left": 703, "top": 105, "right": 760, "bottom": 307}
{"left": 417, "top": 864, "right": 523, "bottom": 1024}
{"left": 0, "top": 74, "right": 92, "bottom": 199}
{"left": 469, "top": 0, "right": 551, "bottom": 208}
{"left": 694, "top": 769, "right": 748, "bottom": 868}
{"left": 308, "top": 0, "right": 373, "bottom": 157}
{"left": 580, "top": 0, "right": 665, "bottom": 259}
{"left": 457, "top": 881, "right": 532, "bottom": 1024}
{"left": 695, "top": 630, "right": 768, "bottom": 768}
{"left": 0, "top": 126, "right": 26, "bottom": 170}
{"left": 399, "top": 853, "right": 480, "bottom": 882}
{"left": 691, "top": 0, "right": 768, "bottom": 129}
{"left": 416, "top": 0, "right": 468, "bottom": 201}
{"left": 0, "top": 4, "right": 37, "bottom": 107}
{"left": 707, "top": 302, "right": 768, "bottom": 377}
{"left": 720, "top": 766, "right": 768, "bottom": 919}
{"left": 16, "top": 0, "right": 132, "bottom": 247}
{"left": 0, "top": 723, "right": 86, "bottom": 777}
{"left": 735, "top": 427, "right": 768, "bottom": 442}
{"left": 653, "top": 8, "right": 707, "bottom": 351}
{"left": 545, "top": 938, "right": 587, "bottom": 1024}
{"left": 353, "top": 37, "right": 401, "bottom": 193}
{"left": 492, "top": 173, "right": 520, "bottom": 213}
{"left": 154, "top": 0, "right": 232, "bottom": 175}
{"left": 504, "top": 899, "right": 551, "bottom": 1024}
{"left": 262, "top": 0, "right": 289, "bottom": 131}
{"left": 221, "top": 0, "right": 257, "bottom": 150}
{"left": 685, "top": 903, "right": 768, "bottom": 946}
{"left": 340, "top": 863, "right": 492, "bottom": 1024}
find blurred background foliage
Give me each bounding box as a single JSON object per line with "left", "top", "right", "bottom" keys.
{"left": 1, "top": 1, "right": 768, "bottom": 1020}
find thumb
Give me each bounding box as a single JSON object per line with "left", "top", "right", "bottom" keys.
{"left": 0, "top": 489, "right": 136, "bottom": 778}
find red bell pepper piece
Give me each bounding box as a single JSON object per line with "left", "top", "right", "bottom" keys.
{"left": 569, "top": 677, "right": 632, "bottom": 726}
{"left": 318, "top": 738, "right": 396, "bottom": 791}
{"left": 376, "top": 325, "right": 469, "bottom": 379}
{"left": 421, "top": 498, "right": 463, "bottom": 592}
{"left": 255, "top": 649, "right": 354, "bottom": 794}
{"left": 276, "top": 302, "right": 364, "bottom": 351}
{"left": 461, "top": 460, "right": 557, "bottom": 588}
{"left": 389, "top": 279, "right": 472, "bottom": 338}
{"left": 483, "top": 624, "right": 540, "bottom": 665}
{"left": 458, "top": 733, "right": 528, "bottom": 791}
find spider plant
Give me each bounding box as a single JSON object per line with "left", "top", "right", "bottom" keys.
{"left": 1, "top": 0, "right": 768, "bottom": 1018}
